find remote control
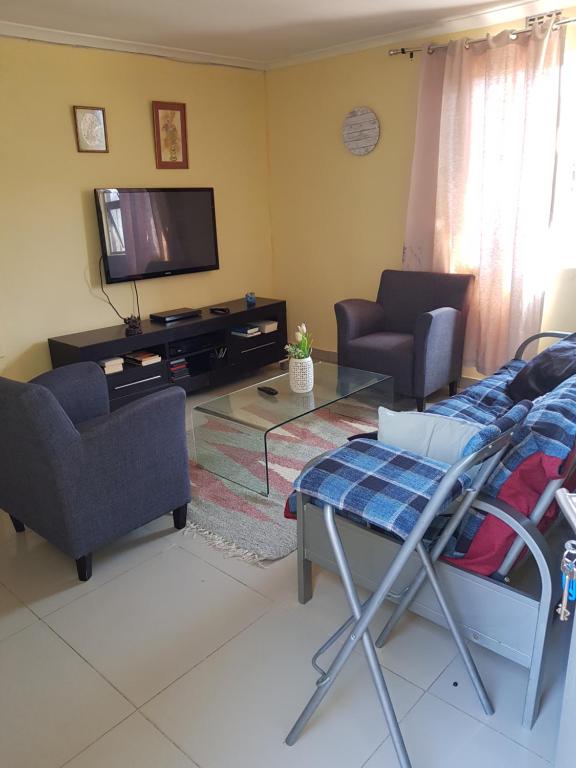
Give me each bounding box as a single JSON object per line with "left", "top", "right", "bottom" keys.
{"left": 210, "top": 307, "right": 230, "bottom": 314}
{"left": 258, "top": 386, "right": 278, "bottom": 396}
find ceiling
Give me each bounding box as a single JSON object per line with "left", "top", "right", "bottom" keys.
{"left": 0, "top": 0, "right": 562, "bottom": 68}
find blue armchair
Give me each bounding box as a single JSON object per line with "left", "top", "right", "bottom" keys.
{"left": 335, "top": 270, "right": 474, "bottom": 410}
{"left": 0, "top": 362, "right": 191, "bottom": 580}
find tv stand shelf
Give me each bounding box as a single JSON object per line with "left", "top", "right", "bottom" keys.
{"left": 48, "top": 297, "right": 287, "bottom": 409}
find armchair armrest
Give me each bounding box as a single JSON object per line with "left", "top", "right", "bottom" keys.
{"left": 75, "top": 386, "right": 191, "bottom": 544}
{"left": 335, "top": 299, "right": 387, "bottom": 344}
{"left": 413, "top": 307, "right": 462, "bottom": 398}
{"left": 31, "top": 362, "right": 110, "bottom": 425}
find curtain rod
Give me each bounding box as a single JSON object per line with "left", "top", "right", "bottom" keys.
{"left": 388, "top": 13, "right": 576, "bottom": 56}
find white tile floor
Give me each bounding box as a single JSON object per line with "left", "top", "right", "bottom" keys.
{"left": 0, "top": 374, "right": 568, "bottom": 767}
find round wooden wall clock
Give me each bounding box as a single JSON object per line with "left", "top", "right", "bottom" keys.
{"left": 342, "top": 107, "right": 380, "bottom": 156}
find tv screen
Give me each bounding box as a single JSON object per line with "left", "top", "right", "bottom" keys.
{"left": 94, "top": 187, "right": 219, "bottom": 283}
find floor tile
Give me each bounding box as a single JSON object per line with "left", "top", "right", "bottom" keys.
{"left": 0, "top": 581, "right": 37, "bottom": 641}
{"left": 46, "top": 547, "right": 271, "bottom": 706}
{"left": 0, "top": 514, "right": 182, "bottom": 617}
{"left": 0, "top": 622, "right": 133, "bottom": 768}
{"left": 428, "top": 618, "right": 568, "bottom": 761}
{"left": 366, "top": 601, "right": 458, "bottom": 690}
{"left": 65, "top": 713, "right": 198, "bottom": 768}
{"left": 143, "top": 603, "right": 423, "bottom": 768}
{"left": 300, "top": 567, "right": 458, "bottom": 690}
{"left": 178, "top": 537, "right": 301, "bottom": 603}
{"left": 363, "top": 693, "right": 549, "bottom": 768}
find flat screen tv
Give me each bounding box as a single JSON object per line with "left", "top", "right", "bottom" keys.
{"left": 94, "top": 187, "right": 219, "bottom": 283}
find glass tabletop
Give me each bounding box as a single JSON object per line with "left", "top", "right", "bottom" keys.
{"left": 194, "top": 362, "right": 390, "bottom": 433}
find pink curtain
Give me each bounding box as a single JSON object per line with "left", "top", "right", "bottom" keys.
{"left": 403, "top": 24, "right": 565, "bottom": 373}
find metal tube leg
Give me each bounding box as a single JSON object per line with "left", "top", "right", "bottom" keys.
{"left": 286, "top": 469, "right": 467, "bottom": 752}
{"left": 286, "top": 505, "right": 413, "bottom": 768}
{"left": 415, "top": 542, "right": 494, "bottom": 716}
{"left": 522, "top": 551, "right": 554, "bottom": 728}
{"left": 375, "top": 448, "right": 507, "bottom": 649}
{"left": 375, "top": 493, "right": 474, "bottom": 648}
{"left": 324, "top": 506, "right": 412, "bottom": 768}
{"left": 297, "top": 494, "right": 313, "bottom": 604}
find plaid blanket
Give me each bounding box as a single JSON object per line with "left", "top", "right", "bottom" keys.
{"left": 294, "top": 438, "right": 472, "bottom": 539}
{"left": 427, "top": 360, "right": 526, "bottom": 425}
{"left": 445, "top": 372, "right": 576, "bottom": 570}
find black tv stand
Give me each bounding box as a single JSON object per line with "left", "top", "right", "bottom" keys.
{"left": 49, "top": 297, "right": 287, "bottom": 410}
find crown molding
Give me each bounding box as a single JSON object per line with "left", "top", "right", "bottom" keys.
{"left": 0, "top": 0, "right": 571, "bottom": 73}
{"left": 265, "top": 0, "right": 566, "bottom": 69}
{"left": 0, "top": 20, "right": 266, "bottom": 70}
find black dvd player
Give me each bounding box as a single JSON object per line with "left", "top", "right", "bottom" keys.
{"left": 150, "top": 308, "right": 202, "bottom": 323}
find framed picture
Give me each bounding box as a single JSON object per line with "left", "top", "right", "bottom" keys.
{"left": 73, "top": 106, "right": 108, "bottom": 153}
{"left": 152, "top": 101, "right": 188, "bottom": 169}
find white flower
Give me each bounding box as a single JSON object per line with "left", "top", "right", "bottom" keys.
{"left": 295, "top": 331, "right": 303, "bottom": 342}
{"left": 300, "top": 323, "right": 307, "bottom": 334}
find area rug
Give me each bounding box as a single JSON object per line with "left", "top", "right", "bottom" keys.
{"left": 185, "top": 406, "right": 377, "bottom": 562}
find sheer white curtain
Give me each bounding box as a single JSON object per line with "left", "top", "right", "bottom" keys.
{"left": 403, "top": 24, "right": 566, "bottom": 373}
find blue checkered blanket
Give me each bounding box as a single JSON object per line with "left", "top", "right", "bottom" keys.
{"left": 294, "top": 438, "right": 472, "bottom": 539}
{"left": 427, "top": 360, "right": 526, "bottom": 425}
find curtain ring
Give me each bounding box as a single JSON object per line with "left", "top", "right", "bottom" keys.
{"left": 464, "top": 38, "right": 471, "bottom": 49}
{"left": 427, "top": 43, "right": 435, "bottom": 55}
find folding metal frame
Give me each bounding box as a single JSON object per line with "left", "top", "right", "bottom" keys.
{"left": 286, "top": 431, "right": 514, "bottom": 767}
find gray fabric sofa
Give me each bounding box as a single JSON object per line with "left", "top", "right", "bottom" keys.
{"left": 335, "top": 269, "right": 473, "bottom": 410}
{"left": 0, "top": 362, "right": 191, "bottom": 580}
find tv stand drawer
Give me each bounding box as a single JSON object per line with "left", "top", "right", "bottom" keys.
{"left": 107, "top": 363, "right": 168, "bottom": 396}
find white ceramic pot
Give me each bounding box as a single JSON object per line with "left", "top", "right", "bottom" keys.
{"left": 289, "top": 357, "right": 314, "bottom": 393}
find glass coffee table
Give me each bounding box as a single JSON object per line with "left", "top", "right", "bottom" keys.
{"left": 192, "top": 362, "right": 392, "bottom": 495}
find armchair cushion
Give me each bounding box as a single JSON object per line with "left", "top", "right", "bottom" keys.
{"left": 344, "top": 333, "right": 413, "bottom": 393}
{"left": 31, "top": 361, "right": 110, "bottom": 425}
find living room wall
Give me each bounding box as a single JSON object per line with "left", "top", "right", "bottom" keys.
{"left": 266, "top": 11, "right": 576, "bottom": 357}
{"left": 0, "top": 38, "right": 273, "bottom": 380}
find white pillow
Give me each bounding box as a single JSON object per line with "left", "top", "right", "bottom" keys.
{"left": 377, "top": 407, "right": 481, "bottom": 466}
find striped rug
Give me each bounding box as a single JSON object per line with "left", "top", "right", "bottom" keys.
{"left": 185, "top": 406, "right": 377, "bottom": 562}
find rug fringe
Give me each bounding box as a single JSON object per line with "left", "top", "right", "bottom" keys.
{"left": 183, "top": 521, "right": 265, "bottom": 566}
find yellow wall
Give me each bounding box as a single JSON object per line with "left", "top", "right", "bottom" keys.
{"left": 2, "top": 14, "right": 576, "bottom": 382}
{"left": 266, "top": 47, "right": 417, "bottom": 351}
{"left": 0, "top": 38, "right": 273, "bottom": 380}
{"left": 267, "top": 14, "right": 576, "bottom": 354}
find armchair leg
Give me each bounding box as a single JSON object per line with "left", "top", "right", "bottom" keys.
{"left": 416, "top": 397, "right": 425, "bottom": 412}
{"left": 449, "top": 380, "right": 458, "bottom": 396}
{"left": 76, "top": 554, "right": 93, "bottom": 582}
{"left": 173, "top": 505, "right": 188, "bottom": 530}
{"left": 9, "top": 515, "right": 25, "bottom": 533}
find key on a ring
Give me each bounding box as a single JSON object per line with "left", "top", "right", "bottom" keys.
{"left": 558, "top": 558, "right": 576, "bottom": 621}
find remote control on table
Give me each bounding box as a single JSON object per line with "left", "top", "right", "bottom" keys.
{"left": 210, "top": 307, "right": 230, "bottom": 314}
{"left": 258, "top": 386, "right": 278, "bottom": 396}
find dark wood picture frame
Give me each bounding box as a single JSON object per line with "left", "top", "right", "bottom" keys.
{"left": 152, "top": 101, "right": 189, "bottom": 169}
{"left": 73, "top": 106, "right": 109, "bottom": 153}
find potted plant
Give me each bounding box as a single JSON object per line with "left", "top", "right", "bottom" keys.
{"left": 285, "top": 323, "right": 314, "bottom": 393}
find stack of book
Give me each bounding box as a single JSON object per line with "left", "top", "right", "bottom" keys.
{"left": 169, "top": 357, "right": 190, "bottom": 381}
{"left": 125, "top": 350, "right": 162, "bottom": 366}
{"left": 255, "top": 320, "right": 278, "bottom": 334}
{"left": 231, "top": 325, "right": 261, "bottom": 338}
{"left": 98, "top": 357, "right": 124, "bottom": 375}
